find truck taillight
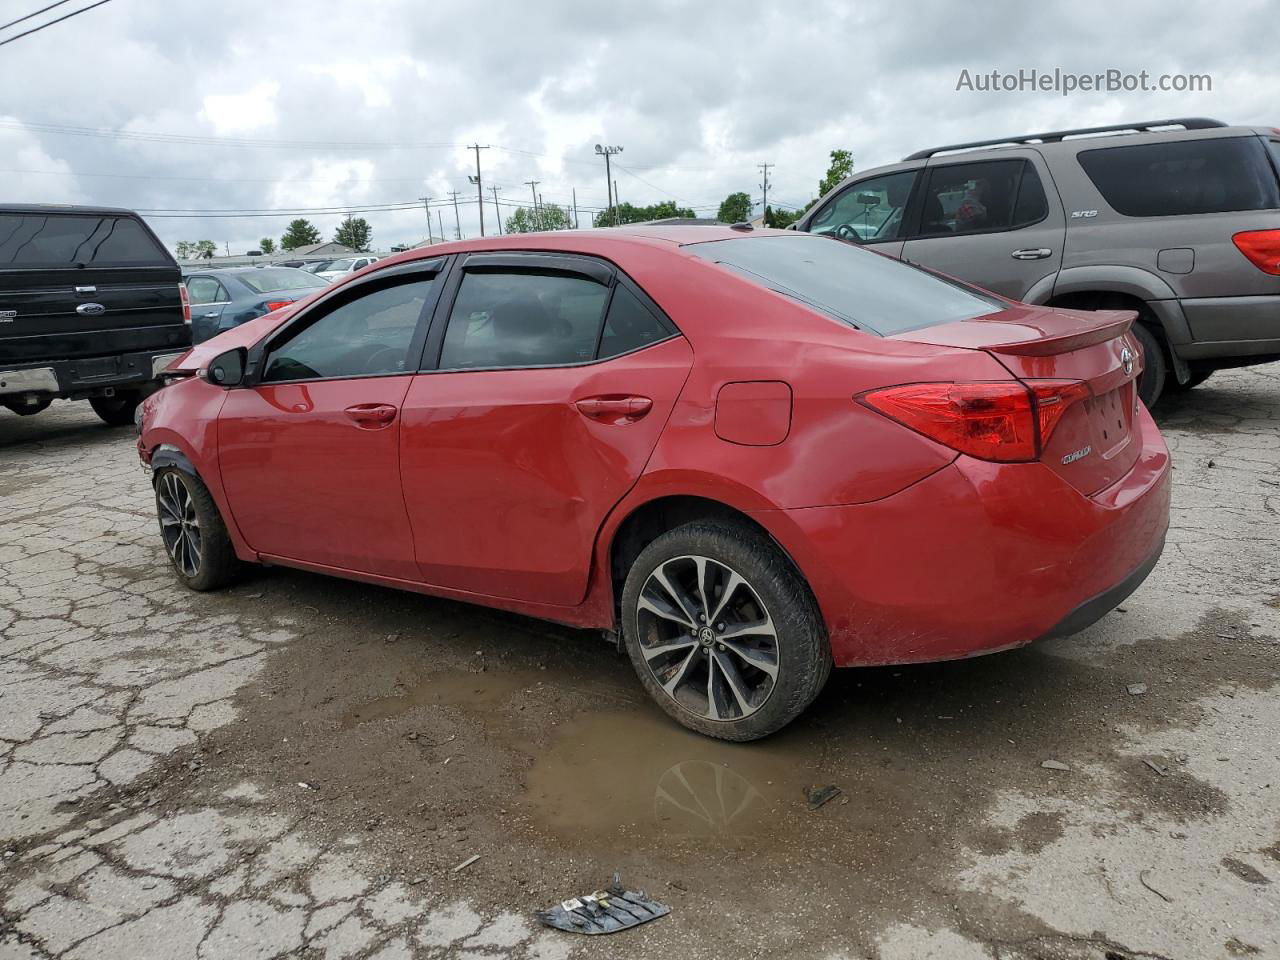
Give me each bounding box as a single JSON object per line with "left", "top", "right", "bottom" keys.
{"left": 1232, "top": 230, "right": 1280, "bottom": 275}
{"left": 858, "top": 380, "right": 1089, "bottom": 463}
{"left": 178, "top": 283, "right": 192, "bottom": 324}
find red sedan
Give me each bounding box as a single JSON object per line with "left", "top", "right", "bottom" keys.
{"left": 137, "top": 226, "right": 1170, "bottom": 740}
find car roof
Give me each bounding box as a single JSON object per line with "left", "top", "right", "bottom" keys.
{"left": 0, "top": 203, "right": 142, "bottom": 217}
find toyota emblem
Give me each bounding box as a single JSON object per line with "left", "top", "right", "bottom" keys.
{"left": 1120, "top": 346, "right": 1134, "bottom": 377}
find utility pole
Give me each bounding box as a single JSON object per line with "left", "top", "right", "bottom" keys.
{"left": 758, "top": 162, "right": 773, "bottom": 225}
{"left": 437, "top": 210, "right": 445, "bottom": 242}
{"left": 614, "top": 180, "right": 620, "bottom": 218}
{"left": 467, "top": 144, "right": 489, "bottom": 236}
{"left": 419, "top": 196, "right": 433, "bottom": 244}
{"left": 490, "top": 185, "right": 503, "bottom": 234}
{"left": 524, "top": 179, "right": 540, "bottom": 228}
{"left": 572, "top": 188, "right": 578, "bottom": 229}
{"left": 594, "top": 144, "right": 623, "bottom": 226}
{"left": 447, "top": 191, "right": 463, "bottom": 240}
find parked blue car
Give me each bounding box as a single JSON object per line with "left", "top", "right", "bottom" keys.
{"left": 183, "top": 266, "right": 329, "bottom": 343}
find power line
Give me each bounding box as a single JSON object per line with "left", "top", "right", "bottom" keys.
{"left": 0, "top": 0, "right": 113, "bottom": 48}
{"left": 0, "top": 0, "right": 72, "bottom": 33}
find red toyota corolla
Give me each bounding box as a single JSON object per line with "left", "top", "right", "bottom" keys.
{"left": 137, "top": 226, "right": 1170, "bottom": 740}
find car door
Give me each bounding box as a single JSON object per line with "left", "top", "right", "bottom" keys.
{"left": 800, "top": 166, "right": 921, "bottom": 260}
{"left": 900, "top": 153, "right": 1065, "bottom": 301}
{"left": 185, "top": 275, "right": 229, "bottom": 343}
{"left": 217, "top": 260, "right": 446, "bottom": 579}
{"left": 399, "top": 253, "right": 694, "bottom": 606}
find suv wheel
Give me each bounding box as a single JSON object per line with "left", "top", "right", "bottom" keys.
{"left": 89, "top": 391, "right": 141, "bottom": 427}
{"left": 1132, "top": 323, "right": 1167, "bottom": 407}
{"left": 1168, "top": 362, "right": 1215, "bottom": 392}
{"left": 620, "top": 520, "right": 831, "bottom": 741}
{"left": 154, "top": 468, "right": 241, "bottom": 591}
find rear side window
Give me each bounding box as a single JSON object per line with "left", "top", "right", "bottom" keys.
{"left": 240, "top": 268, "right": 328, "bottom": 294}
{"left": 599, "top": 284, "right": 672, "bottom": 359}
{"left": 438, "top": 270, "right": 610, "bottom": 369}
{"left": 0, "top": 214, "right": 168, "bottom": 266}
{"left": 687, "top": 234, "right": 1002, "bottom": 336}
{"left": 1079, "top": 137, "right": 1280, "bottom": 217}
{"left": 918, "top": 159, "right": 1046, "bottom": 236}
{"left": 185, "top": 277, "right": 226, "bottom": 305}
{"left": 263, "top": 277, "right": 434, "bottom": 382}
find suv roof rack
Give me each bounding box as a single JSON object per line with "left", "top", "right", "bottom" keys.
{"left": 903, "top": 118, "right": 1229, "bottom": 161}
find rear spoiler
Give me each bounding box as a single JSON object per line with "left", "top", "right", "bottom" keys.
{"left": 982, "top": 310, "right": 1135, "bottom": 357}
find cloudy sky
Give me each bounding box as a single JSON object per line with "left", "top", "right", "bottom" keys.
{"left": 2, "top": 0, "right": 1274, "bottom": 255}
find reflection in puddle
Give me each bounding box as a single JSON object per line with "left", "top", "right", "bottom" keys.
{"left": 339, "top": 667, "right": 815, "bottom": 840}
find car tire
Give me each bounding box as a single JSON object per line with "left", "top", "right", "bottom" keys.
{"left": 1168, "top": 362, "right": 1215, "bottom": 392}
{"left": 620, "top": 519, "right": 831, "bottom": 741}
{"left": 154, "top": 468, "right": 241, "bottom": 591}
{"left": 1132, "top": 323, "right": 1167, "bottom": 407}
{"left": 89, "top": 391, "right": 141, "bottom": 427}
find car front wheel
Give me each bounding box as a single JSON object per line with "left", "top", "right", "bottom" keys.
{"left": 154, "top": 468, "right": 241, "bottom": 591}
{"left": 621, "top": 520, "right": 831, "bottom": 741}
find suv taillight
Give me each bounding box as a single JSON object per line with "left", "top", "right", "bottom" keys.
{"left": 178, "top": 283, "right": 192, "bottom": 324}
{"left": 859, "top": 380, "right": 1089, "bottom": 463}
{"left": 1232, "top": 230, "right": 1280, "bottom": 275}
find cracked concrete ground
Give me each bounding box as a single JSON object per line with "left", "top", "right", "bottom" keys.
{"left": 1, "top": 364, "right": 1278, "bottom": 960}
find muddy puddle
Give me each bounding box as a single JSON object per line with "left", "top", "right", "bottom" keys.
{"left": 340, "top": 666, "right": 821, "bottom": 840}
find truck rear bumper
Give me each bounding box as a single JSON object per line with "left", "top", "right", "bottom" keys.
{"left": 0, "top": 350, "right": 185, "bottom": 398}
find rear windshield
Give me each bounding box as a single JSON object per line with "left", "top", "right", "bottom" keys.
{"left": 240, "top": 268, "right": 329, "bottom": 294}
{"left": 0, "top": 213, "right": 169, "bottom": 267}
{"left": 686, "top": 234, "right": 1002, "bottom": 335}
{"left": 1078, "top": 137, "right": 1280, "bottom": 217}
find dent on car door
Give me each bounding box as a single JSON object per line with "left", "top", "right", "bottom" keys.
{"left": 399, "top": 258, "right": 694, "bottom": 606}
{"left": 901, "top": 156, "right": 1065, "bottom": 301}
{"left": 217, "top": 266, "right": 444, "bottom": 578}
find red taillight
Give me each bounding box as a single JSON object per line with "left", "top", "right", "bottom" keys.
{"left": 265, "top": 299, "right": 292, "bottom": 313}
{"left": 859, "top": 380, "right": 1089, "bottom": 462}
{"left": 1232, "top": 230, "right": 1280, "bottom": 275}
{"left": 178, "top": 283, "right": 191, "bottom": 325}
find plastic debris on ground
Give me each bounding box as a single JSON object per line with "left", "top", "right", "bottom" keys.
{"left": 535, "top": 874, "right": 670, "bottom": 935}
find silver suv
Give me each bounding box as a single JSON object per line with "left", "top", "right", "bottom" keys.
{"left": 793, "top": 118, "right": 1280, "bottom": 404}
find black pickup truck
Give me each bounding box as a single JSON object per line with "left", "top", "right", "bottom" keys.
{"left": 0, "top": 204, "right": 191, "bottom": 425}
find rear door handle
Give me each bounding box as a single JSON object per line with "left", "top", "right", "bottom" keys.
{"left": 344, "top": 403, "right": 398, "bottom": 428}
{"left": 575, "top": 395, "right": 653, "bottom": 424}
{"left": 1011, "top": 248, "right": 1052, "bottom": 260}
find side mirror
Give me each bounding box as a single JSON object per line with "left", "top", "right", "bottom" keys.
{"left": 206, "top": 347, "right": 247, "bottom": 387}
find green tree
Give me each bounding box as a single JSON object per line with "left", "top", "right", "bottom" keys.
{"left": 818, "top": 149, "right": 854, "bottom": 197}
{"left": 505, "top": 203, "right": 572, "bottom": 233}
{"left": 175, "top": 240, "right": 216, "bottom": 260}
{"left": 280, "top": 218, "right": 321, "bottom": 251}
{"left": 259, "top": 237, "right": 276, "bottom": 254}
{"left": 334, "top": 216, "right": 372, "bottom": 251}
{"left": 591, "top": 200, "right": 696, "bottom": 227}
{"left": 765, "top": 206, "right": 801, "bottom": 228}
{"left": 717, "top": 192, "right": 753, "bottom": 224}
{"left": 175, "top": 241, "right": 194, "bottom": 259}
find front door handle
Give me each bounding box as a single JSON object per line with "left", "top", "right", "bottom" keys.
{"left": 344, "top": 403, "right": 398, "bottom": 428}
{"left": 1011, "top": 248, "right": 1053, "bottom": 260}
{"left": 574, "top": 395, "right": 653, "bottom": 424}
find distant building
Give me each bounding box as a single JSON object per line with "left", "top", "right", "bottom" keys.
{"left": 285, "top": 241, "right": 355, "bottom": 257}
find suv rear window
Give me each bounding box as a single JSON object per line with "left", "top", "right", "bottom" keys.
{"left": 687, "top": 234, "right": 1002, "bottom": 335}
{"left": 1078, "top": 137, "right": 1280, "bottom": 217}
{"left": 0, "top": 214, "right": 169, "bottom": 267}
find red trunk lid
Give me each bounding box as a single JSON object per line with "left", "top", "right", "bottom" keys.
{"left": 892, "top": 304, "right": 1144, "bottom": 496}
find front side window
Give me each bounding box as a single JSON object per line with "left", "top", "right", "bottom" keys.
{"left": 807, "top": 170, "right": 916, "bottom": 243}
{"left": 918, "top": 159, "right": 1035, "bottom": 237}
{"left": 0, "top": 214, "right": 168, "bottom": 266}
{"left": 1079, "top": 137, "right": 1280, "bottom": 217}
{"left": 262, "top": 277, "right": 434, "bottom": 382}
{"left": 438, "top": 269, "right": 611, "bottom": 369}
{"left": 185, "top": 276, "right": 225, "bottom": 305}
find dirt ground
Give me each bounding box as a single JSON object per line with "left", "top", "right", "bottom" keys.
{"left": 2, "top": 365, "right": 1278, "bottom": 959}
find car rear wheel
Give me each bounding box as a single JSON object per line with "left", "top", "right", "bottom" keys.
{"left": 154, "top": 468, "right": 240, "bottom": 591}
{"left": 1132, "top": 323, "right": 1167, "bottom": 407}
{"left": 89, "top": 391, "right": 141, "bottom": 427}
{"left": 621, "top": 520, "right": 831, "bottom": 741}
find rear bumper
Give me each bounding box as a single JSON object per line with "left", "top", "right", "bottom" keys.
{"left": 0, "top": 350, "right": 185, "bottom": 398}
{"left": 755, "top": 404, "right": 1171, "bottom": 667}
{"left": 1179, "top": 294, "right": 1280, "bottom": 357}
